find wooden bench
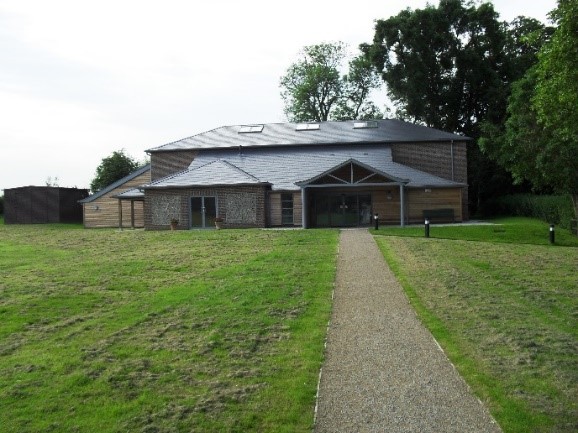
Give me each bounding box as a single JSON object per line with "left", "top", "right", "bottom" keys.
{"left": 423, "top": 208, "right": 455, "bottom": 223}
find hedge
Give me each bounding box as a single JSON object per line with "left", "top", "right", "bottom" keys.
{"left": 482, "top": 194, "right": 575, "bottom": 229}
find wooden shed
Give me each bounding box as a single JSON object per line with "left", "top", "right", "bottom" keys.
{"left": 4, "top": 186, "right": 88, "bottom": 224}
{"left": 80, "top": 165, "right": 150, "bottom": 228}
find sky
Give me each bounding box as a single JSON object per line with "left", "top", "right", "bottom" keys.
{"left": 0, "top": 0, "right": 556, "bottom": 192}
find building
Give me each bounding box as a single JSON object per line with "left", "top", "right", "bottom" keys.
{"left": 80, "top": 164, "right": 151, "bottom": 228}
{"left": 4, "top": 186, "right": 88, "bottom": 224}
{"left": 139, "top": 119, "right": 469, "bottom": 229}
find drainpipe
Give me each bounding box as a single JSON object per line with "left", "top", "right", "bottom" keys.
{"left": 399, "top": 184, "right": 405, "bottom": 227}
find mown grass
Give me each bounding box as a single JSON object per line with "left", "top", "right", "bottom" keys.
{"left": 373, "top": 220, "right": 577, "bottom": 433}
{"left": 0, "top": 223, "right": 338, "bottom": 432}
{"left": 371, "top": 217, "right": 578, "bottom": 247}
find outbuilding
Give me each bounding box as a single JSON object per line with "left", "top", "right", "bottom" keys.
{"left": 4, "top": 186, "right": 88, "bottom": 224}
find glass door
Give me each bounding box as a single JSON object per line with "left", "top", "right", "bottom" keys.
{"left": 190, "top": 197, "right": 216, "bottom": 228}
{"left": 204, "top": 197, "right": 216, "bottom": 227}
{"left": 358, "top": 194, "right": 372, "bottom": 225}
{"left": 313, "top": 193, "right": 373, "bottom": 227}
{"left": 329, "top": 195, "right": 345, "bottom": 227}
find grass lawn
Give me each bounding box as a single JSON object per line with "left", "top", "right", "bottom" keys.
{"left": 371, "top": 217, "right": 578, "bottom": 247}
{"left": 0, "top": 223, "right": 338, "bottom": 432}
{"left": 373, "top": 218, "right": 578, "bottom": 433}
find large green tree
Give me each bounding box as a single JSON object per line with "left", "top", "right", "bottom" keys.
{"left": 363, "top": 0, "right": 551, "bottom": 213}
{"left": 363, "top": 0, "right": 508, "bottom": 136}
{"left": 90, "top": 150, "right": 139, "bottom": 193}
{"left": 280, "top": 42, "right": 382, "bottom": 122}
{"left": 481, "top": 0, "right": 578, "bottom": 218}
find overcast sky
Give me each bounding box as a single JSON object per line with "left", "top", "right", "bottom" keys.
{"left": 0, "top": 0, "right": 556, "bottom": 192}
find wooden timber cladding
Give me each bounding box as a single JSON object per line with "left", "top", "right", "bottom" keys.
{"left": 268, "top": 191, "right": 302, "bottom": 227}
{"left": 391, "top": 141, "right": 468, "bottom": 220}
{"left": 268, "top": 187, "right": 461, "bottom": 227}
{"left": 150, "top": 150, "right": 198, "bottom": 181}
{"left": 371, "top": 187, "right": 402, "bottom": 223}
{"left": 371, "top": 187, "right": 462, "bottom": 224}
{"left": 406, "top": 188, "right": 462, "bottom": 223}
{"left": 83, "top": 170, "right": 151, "bottom": 228}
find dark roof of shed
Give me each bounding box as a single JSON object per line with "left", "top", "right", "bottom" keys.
{"left": 79, "top": 164, "right": 150, "bottom": 203}
{"left": 147, "top": 119, "right": 470, "bottom": 152}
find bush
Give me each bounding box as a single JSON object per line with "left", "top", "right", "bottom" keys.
{"left": 483, "top": 194, "right": 574, "bottom": 229}
{"left": 0, "top": 195, "right": 3, "bottom": 215}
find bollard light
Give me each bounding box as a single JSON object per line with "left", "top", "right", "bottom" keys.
{"left": 549, "top": 224, "right": 555, "bottom": 244}
{"left": 374, "top": 213, "right": 379, "bottom": 230}
{"left": 425, "top": 218, "right": 430, "bottom": 238}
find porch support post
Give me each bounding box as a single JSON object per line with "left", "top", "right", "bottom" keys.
{"left": 301, "top": 187, "right": 308, "bottom": 229}
{"left": 130, "top": 200, "right": 135, "bottom": 229}
{"left": 118, "top": 199, "right": 123, "bottom": 231}
{"left": 399, "top": 183, "right": 405, "bottom": 227}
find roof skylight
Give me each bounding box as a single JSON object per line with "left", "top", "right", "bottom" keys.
{"left": 239, "top": 124, "right": 264, "bottom": 133}
{"left": 353, "top": 121, "right": 378, "bottom": 129}
{"left": 296, "top": 123, "right": 320, "bottom": 131}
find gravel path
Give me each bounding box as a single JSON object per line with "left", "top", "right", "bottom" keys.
{"left": 314, "top": 229, "right": 502, "bottom": 433}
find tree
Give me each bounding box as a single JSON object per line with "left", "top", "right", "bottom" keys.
{"left": 480, "top": 68, "right": 546, "bottom": 185}
{"left": 480, "top": 15, "right": 554, "bottom": 146}
{"left": 533, "top": 0, "right": 578, "bottom": 218}
{"left": 280, "top": 42, "right": 382, "bottom": 122}
{"left": 363, "top": 0, "right": 510, "bottom": 137}
{"left": 333, "top": 55, "right": 384, "bottom": 121}
{"left": 534, "top": 0, "right": 578, "bottom": 145}
{"left": 481, "top": 0, "right": 578, "bottom": 218}
{"left": 45, "top": 176, "right": 59, "bottom": 187}
{"left": 90, "top": 150, "right": 139, "bottom": 193}
{"left": 363, "top": 0, "right": 553, "bottom": 214}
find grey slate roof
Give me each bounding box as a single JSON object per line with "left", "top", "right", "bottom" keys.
{"left": 146, "top": 145, "right": 465, "bottom": 191}
{"left": 80, "top": 164, "right": 150, "bottom": 203}
{"left": 146, "top": 160, "right": 267, "bottom": 189}
{"left": 115, "top": 188, "right": 145, "bottom": 199}
{"left": 147, "top": 119, "right": 470, "bottom": 152}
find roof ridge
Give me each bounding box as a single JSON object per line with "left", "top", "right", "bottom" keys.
{"left": 145, "top": 165, "right": 193, "bottom": 187}
{"left": 218, "top": 159, "right": 262, "bottom": 182}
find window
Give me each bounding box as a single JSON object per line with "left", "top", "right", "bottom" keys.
{"left": 295, "top": 123, "right": 320, "bottom": 131}
{"left": 353, "top": 120, "right": 378, "bottom": 129}
{"left": 281, "top": 193, "right": 294, "bottom": 225}
{"left": 239, "top": 124, "right": 264, "bottom": 133}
